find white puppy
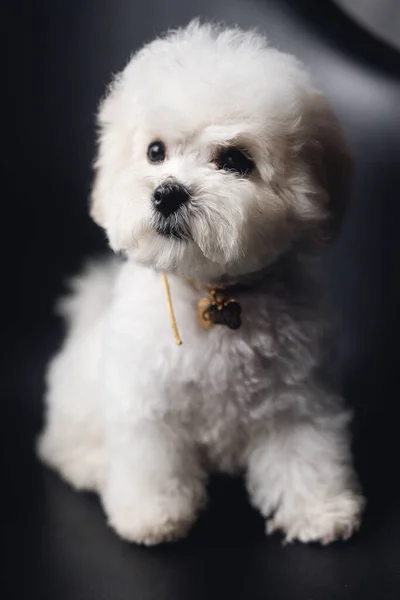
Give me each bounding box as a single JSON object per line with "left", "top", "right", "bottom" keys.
{"left": 38, "top": 21, "right": 365, "bottom": 545}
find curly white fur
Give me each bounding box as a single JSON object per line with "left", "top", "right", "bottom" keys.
{"left": 38, "top": 21, "right": 364, "bottom": 545}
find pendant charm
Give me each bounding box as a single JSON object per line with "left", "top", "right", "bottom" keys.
{"left": 198, "top": 290, "right": 242, "bottom": 330}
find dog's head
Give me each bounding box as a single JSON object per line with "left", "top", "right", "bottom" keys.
{"left": 91, "top": 21, "right": 352, "bottom": 282}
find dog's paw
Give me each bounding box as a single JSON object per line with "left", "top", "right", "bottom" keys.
{"left": 266, "top": 491, "right": 365, "bottom": 545}
{"left": 102, "top": 480, "right": 205, "bottom": 545}
{"left": 107, "top": 510, "right": 193, "bottom": 546}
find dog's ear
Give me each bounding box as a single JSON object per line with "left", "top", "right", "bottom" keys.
{"left": 90, "top": 118, "right": 111, "bottom": 228}
{"left": 304, "top": 92, "right": 353, "bottom": 243}
{"left": 90, "top": 84, "right": 124, "bottom": 228}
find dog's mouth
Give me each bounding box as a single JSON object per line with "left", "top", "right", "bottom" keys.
{"left": 152, "top": 208, "right": 192, "bottom": 241}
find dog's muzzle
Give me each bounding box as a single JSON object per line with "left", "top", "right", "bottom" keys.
{"left": 152, "top": 180, "right": 192, "bottom": 239}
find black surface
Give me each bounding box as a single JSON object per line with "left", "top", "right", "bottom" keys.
{"left": 3, "top": 1, "right": 400, "bottom": 598}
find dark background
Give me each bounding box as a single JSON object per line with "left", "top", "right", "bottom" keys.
{"left": 3, "top": 1, "right": 400, "bottom": 598}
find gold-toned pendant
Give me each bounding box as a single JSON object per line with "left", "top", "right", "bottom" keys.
{"left": 198, "top": 290, "right": 242, "bottom": 330}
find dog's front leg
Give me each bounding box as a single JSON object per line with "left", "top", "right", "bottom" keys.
{"left": 245, "top": 400, "right": 365, "bottom": 544}
{"left": 101, "top": 417, "right": 206, "bottom": 545}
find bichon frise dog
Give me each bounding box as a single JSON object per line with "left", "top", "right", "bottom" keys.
{"left": 38, "top": 21, "right": 365, "bottom": 545}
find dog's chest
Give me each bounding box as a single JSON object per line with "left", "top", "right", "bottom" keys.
{"left": 108, "top": 263, "right": 320, "bottom": 439}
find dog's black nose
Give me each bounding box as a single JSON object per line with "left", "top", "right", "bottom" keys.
{"left": 152, "top": 182, "right": 190, "bottom": 218}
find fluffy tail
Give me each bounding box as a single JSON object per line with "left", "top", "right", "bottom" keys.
{"left": 57, "top": 257, "right": 120, "bottom": 335}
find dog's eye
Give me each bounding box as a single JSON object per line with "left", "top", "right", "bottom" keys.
{"left": 216, "top": 147, "right": 254, "bottom": 176}
{"left": 147, "top": 141, "right": 166, "bottom": 163}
